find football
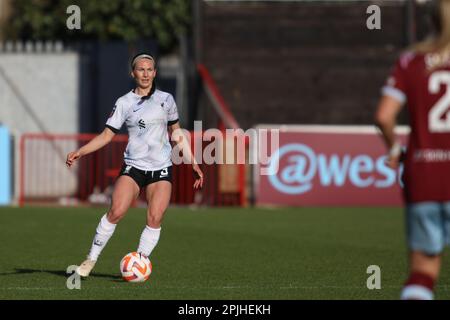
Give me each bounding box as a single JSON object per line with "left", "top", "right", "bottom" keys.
{"left": 120, "top": 252, "right": 152, "bottom": 282}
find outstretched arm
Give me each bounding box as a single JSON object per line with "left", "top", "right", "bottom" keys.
{"left": 66, "top": 127, "right": 116, "bottom": 167}
{"left": 374, "top": 95, "right": 404, "bottom": 168}
{"left": 168, "top": 122, "right": 204, "bottom": 189}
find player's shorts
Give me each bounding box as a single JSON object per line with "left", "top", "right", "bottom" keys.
{"left": 118, "top": 164, "right": 172, "bottom": 189}
{"left": 406, "top": 201, "right": 450, "bottom": 255}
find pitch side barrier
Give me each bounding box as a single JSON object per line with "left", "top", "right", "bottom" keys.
{"left": 253, "top": 125, "right": 410, "bottom": 207}
{"left": 19, "top": 132, "right": 246, "bottom": 207}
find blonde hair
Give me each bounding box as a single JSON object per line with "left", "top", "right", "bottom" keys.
{"left": 413, "top": 0, "right": 450, "bottom": 54}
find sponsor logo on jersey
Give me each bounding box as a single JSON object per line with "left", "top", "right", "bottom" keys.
{"left": 138, "top": 119, "right": 146, "bottom": 129}
{"left": 133, "top": 103, "right": 144, "bottom": 112}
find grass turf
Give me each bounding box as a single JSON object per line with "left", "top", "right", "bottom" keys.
{"left": 0, "top": 206, "right": 449, "bottom": 300}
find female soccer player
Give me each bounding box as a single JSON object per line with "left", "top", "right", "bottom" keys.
{"left": 66, "top": 53, "right": 204, "bottom": 277}
{"left": 375, "top": 0, "right": 450, "bottom": 300}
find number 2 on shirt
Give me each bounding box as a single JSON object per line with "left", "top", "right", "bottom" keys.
{"left": 429, "top": 71, "right": 450, "bottom": 132}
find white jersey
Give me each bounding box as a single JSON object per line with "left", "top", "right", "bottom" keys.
{"left": 106, "top": 89, "right": 179, "bottom": 171}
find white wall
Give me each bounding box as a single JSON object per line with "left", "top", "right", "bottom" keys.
{"left": 0, "top": 52, "right": 78, "bottom": 134}
{"left": 0, "top": 51, "right": 79, "bottom": 203}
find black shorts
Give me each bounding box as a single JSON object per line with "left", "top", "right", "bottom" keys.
{"left": 118, "top": 164, "right": 173, "bottom": 189}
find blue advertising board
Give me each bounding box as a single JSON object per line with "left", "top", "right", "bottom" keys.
{"left": 0, "top": 126, "right": 11, "bottom": 205}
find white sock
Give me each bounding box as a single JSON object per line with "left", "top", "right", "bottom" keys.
{"left": 401, "top": 285, "right": 434, "bottom": 300}
{"left": 87, "top": 214, "right": 117, "bottom": 261}
{"left": 137, "top": 225, "right": 161, "bottom": 257}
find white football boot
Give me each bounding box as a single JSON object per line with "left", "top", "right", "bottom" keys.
{"left": 75, "top": 259, "right": 96, "bottom": 277}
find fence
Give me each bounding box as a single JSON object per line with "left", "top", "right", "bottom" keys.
{"left": 19, "top": 132, "right": 247, "bottom": 207}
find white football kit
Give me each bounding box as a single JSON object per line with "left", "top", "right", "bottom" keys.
{"left": 106, "top": 89, "right": 179, "bottom": 171}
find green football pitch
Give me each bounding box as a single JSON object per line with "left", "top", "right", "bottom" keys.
{"left": 0, "top": 206, "right": 449, "bottom": 300}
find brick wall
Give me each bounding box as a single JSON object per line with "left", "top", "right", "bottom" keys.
{"left": 199, "top": 1, "right": 423, "bottom": 129}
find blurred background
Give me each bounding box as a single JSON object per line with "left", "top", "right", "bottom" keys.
{"left": 0, "top": 0, "right": 436, "bottom": 208}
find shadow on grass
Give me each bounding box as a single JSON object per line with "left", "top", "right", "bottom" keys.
{"left": 0, "top": 268, "right": 122, "bottom": 280}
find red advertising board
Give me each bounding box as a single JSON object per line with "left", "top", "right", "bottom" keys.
{"left": 255, "top": 125, "right": 409, "bottom": 207}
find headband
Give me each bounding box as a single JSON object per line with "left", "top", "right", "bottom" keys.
{"left": 131, "top": 54, "right": 155, "bottom": 68}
